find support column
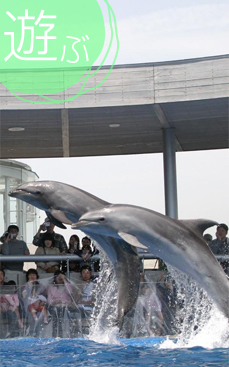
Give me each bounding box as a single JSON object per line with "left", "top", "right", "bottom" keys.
{"left": 61, "top": 109, "right": 70, "bottom": 157}
{"left": 163, "top": 128, "right": 178, "bottom": 219}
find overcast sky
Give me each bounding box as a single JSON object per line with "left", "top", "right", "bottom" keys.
{"left": 15, "top": 0, "right": 229, "bottom": 242}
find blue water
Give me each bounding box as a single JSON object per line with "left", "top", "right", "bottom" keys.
{"left": 0, "top": 337, "right": 228, "bottom": 367}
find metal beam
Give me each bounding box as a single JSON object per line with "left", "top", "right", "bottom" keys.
{"left": 61, "top": 109, "right": 70, "bottom": 157}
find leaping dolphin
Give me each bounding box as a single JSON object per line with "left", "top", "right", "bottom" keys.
{"left": 72, "top": 204, "right": 229, "bottom": 320}
{"left": 8, "top": 181, "right": 141, "bottom": 327}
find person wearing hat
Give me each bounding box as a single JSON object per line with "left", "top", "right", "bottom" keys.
{"left": 209, "top": 223, "right": 229, "bottom": 275}
{"left": 32, "top": 218, "right": 67, "bottom": 254}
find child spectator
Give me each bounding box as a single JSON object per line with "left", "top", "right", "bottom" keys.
{"left": 22, "top": 269, "right": 48, "bottom": 326}
{"left": 28, "top": 293, "right": 48, "bottom": 323}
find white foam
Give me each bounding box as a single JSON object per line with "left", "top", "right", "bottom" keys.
{"left": 159, "top": 307, "right": 229, "bottom": 349}
{"left": 88, "top": 326, "right": 121, "bottom": 345}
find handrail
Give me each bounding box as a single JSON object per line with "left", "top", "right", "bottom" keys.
{"left": 0, "top": 254, "right": 228, "bottom": 262}
{"left": 0, "top": 255, "right": 100, "bottom": 262}
{"left": 0, "top": 255, "right": 101, "bottom": 279}
{"left": 0, "top": 253, "right": 228, "bottom": 280}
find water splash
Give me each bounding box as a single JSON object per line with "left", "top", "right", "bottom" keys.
{"left": 88, "top": 326, "right": 121, "bottom": 345}
{"left": 160, "top": 309, "right": 229, "bottom": 349}
{"left": 159, "top": 266, "right": 229, "bottom": 349}
{"left": 89, "top": 248, "right": 119, "bottom": 342}
{"left": 1, "top": 257, "right": 228, "bottom": 349}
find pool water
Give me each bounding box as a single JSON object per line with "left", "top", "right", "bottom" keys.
{"left": 0, "top": 337, "right": 228, "bottom": 367}
{"left": 0, "top": 269, "right": 228, "bottom": 366}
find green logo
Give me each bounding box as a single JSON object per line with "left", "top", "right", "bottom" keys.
{"left": 0, "top": 0, "right": 119, "bottom": 104}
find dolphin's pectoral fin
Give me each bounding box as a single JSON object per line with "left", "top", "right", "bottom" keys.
{"left": 118, "top": 232, "right": 148, "bottom": 249}
{"left": 180, "top": 219, "right": 218, "bottom": 236}
{"left": 46, "top": 211, "right": 67, "bottom": 229}
{"left": 49, "top": 209, "right": 73, "bottom": 225}
{"left": 113, "top": 238, "right": 139, "bottom": 256}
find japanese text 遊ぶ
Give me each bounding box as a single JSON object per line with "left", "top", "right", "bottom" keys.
{"left": 4, "top": 9, "right": 90, "bottom": 63}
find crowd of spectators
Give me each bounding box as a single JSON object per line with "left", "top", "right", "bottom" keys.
{"left": 0, "top": 219, "right": 228, "bottom": 338}
{"left": 0, "top": 219, "right": 100, "bottom": 337}
{"left": 0, "top": 219, "right": 100, "bottom": 278}
{"left": 0, "top": 265, "right": 96, "bottom": 338}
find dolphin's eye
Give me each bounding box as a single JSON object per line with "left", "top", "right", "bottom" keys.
{"left": 99, "top": 217, "right": 105, "bottom": 222}
{"left": 35, "top": 191, "right": 41, "bottom": 195}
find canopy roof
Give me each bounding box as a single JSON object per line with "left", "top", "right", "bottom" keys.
{"left": 0, "top": 54, "right": 228, "bottom": 159}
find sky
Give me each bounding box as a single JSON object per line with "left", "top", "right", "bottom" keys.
{"left": 110, "top": 0, "right": 229, "bottom": 64}
{"left": 12, "top": 0, "right": 229, "bottom": 243}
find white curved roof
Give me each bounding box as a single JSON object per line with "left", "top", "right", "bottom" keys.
{"left": 0, "top": 54, "right": 228, "bottom": 158}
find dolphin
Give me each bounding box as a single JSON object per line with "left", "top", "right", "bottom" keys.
{"left": 72, "top": 204, "right": 229, "bottom": 320}
{"left": 8, "top": 181, "right": 140, "bottom": 327}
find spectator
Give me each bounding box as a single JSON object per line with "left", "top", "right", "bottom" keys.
{"left": 67, "top": 235, "right": 81, "bottom": 273}
{"left": 78, "top": 237, "right": 100, "bottom": 272}
{"left": 203, "top": 233, "right": 213, "bottom": 245}
{"left": 134, "top": 273, "right": 164, "bottom": 336}
{"left": 2, "top": 225, "right": 30, "bottom": 280}
{"left": 80, "top": 244, "right": 93, "bottom": 262}
{"left": 0, "top": 269, "right": 6, "bottom": 284}
{"left": 48, "top": 271, "right": 73, "bottom": 306}
{"left": 33, "top": 218, "right": 67, "bottom": 254}
{"left": 27, "top": 293, "right": 48, "bottom": 324}
{"left": 48, "top": 270, "right": 73, "bottom": 337}
{"left": 68, "top": 235, "right": 80, "bottom": 253}
{"left": 78, "top": 265, "right": 96, "bottom": 314}
{"left": 0, "top": 269, "right": 8, "bottom": 317}
{"left": 3, "top": 281, "right": 23, "bottom": 329}
{"left": 0, "top": 271, "right": 23, "bottom": 337}
{"left": 35, "top": 235, "right": 60, "bottom": 274}
{"left": 209, "top": 223, "right": 229, "bottom": 275}
{"left": 81, "top": 236, "right": 99, "bottom": 255}
{"left": 81, "top": 236, "right": 91, "bottom": 248}
{"left": 0, "top": 231, "right": 8, "bottom": 255}
{"left": 21, "top": 269, "right": 48, "bottom": 329}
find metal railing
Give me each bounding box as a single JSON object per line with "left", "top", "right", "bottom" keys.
{"left": 0, "top": 255, "right": 100, "bottom": 279}
{"left": 0, "top": 253, "right": 228, "bottom": 278}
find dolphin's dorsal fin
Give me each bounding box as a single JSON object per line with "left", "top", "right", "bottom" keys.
{"left": 46, "top": 211, "right": 67, "bottom": 229}
{"left": 118, "top": 232, "right": 148, "bottom": 249}
{"left": 180, "top": 219, "right": 218, "bottom": 235}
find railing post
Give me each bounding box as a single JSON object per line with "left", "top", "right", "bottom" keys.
{"left": 66, "top": 257, "right": 70, "bottom": 279}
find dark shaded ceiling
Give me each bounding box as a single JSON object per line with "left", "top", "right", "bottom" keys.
{"left": 0, "top": 97, "right": 228, "bottom": 159}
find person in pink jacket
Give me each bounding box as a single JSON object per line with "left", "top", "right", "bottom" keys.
{"left": 2, "top": 280, "right": 23, "bottom": 329}
{"left": 48, "top": 270, "right": 73, "bottom": 337}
